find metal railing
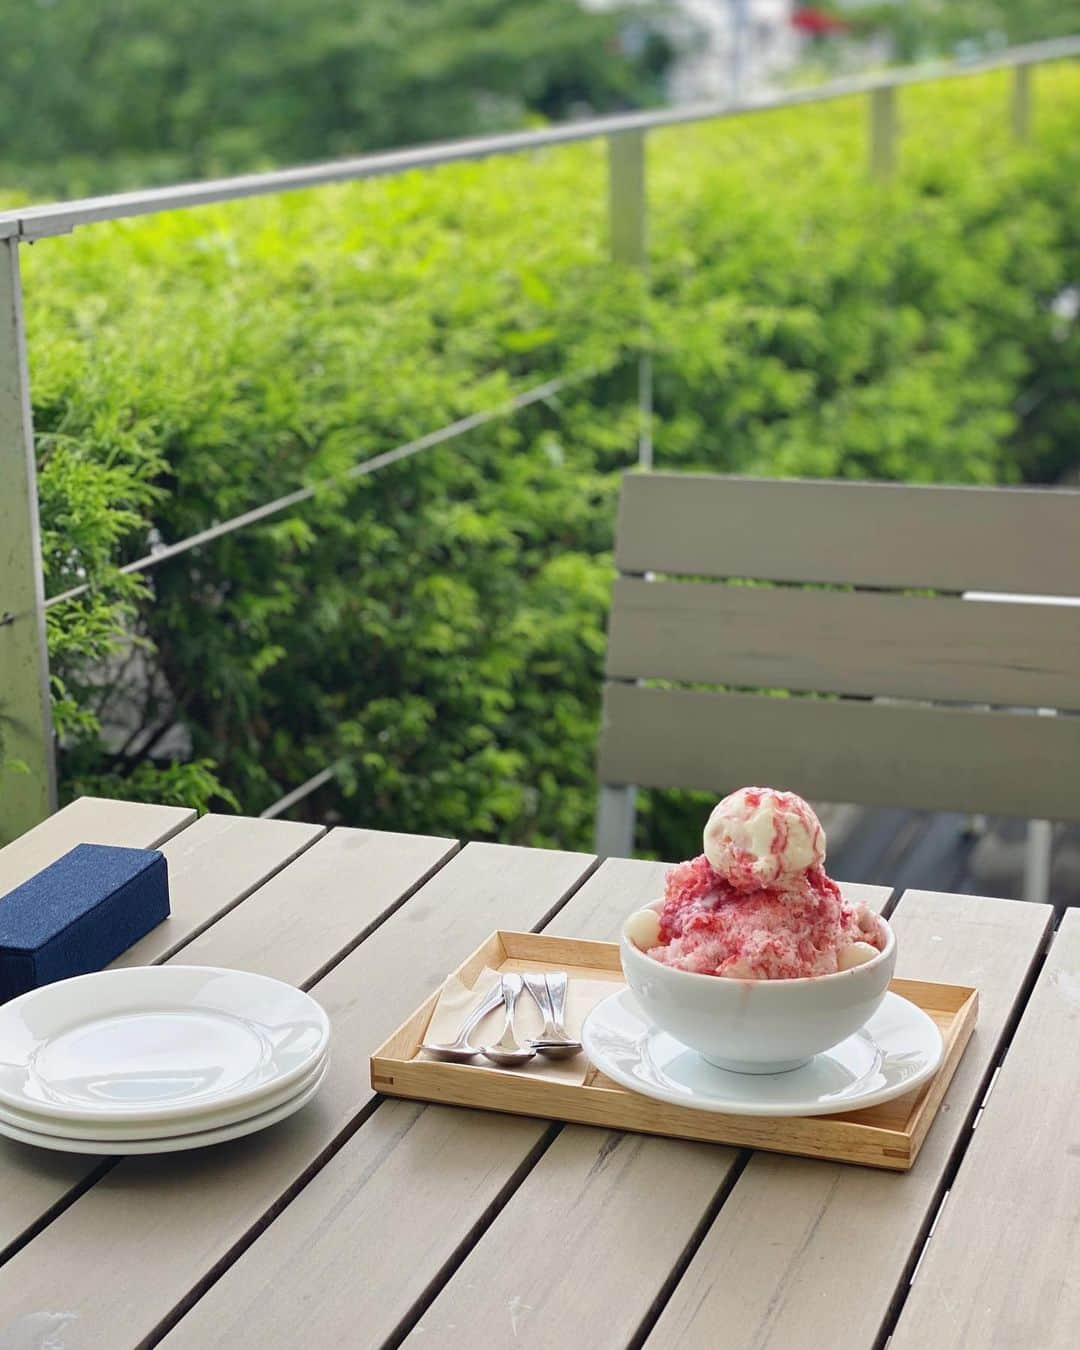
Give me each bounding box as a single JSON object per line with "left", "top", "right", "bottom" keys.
{"left": 2, "top": 35, "right": 1078, "bottom": 838}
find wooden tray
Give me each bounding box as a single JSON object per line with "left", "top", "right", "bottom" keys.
{"left": 371, "top": 930, "right": 978, "bottom": 1171}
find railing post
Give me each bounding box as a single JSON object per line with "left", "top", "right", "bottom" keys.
{"left": 1012, "top": 64, "right": 1033, "bottom": 141}
{"left": 0, "top": 236, "right": 56, "bottom": 841}
{"left": 602, "top": 130, "right": 650, "bottom": 857}
{"left": 608, "top": 129, "right": 652, "bottom": 470}
{"left": 869, "top": 85, "right": 897, "bottom": 179}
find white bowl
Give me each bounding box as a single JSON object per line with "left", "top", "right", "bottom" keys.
{"left": 620, "top": 903, "right": 897, "bottom": 1074}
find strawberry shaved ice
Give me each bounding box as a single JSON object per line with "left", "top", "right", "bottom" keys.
{"left": 644, "top": 787, "right": 884, "bottom": 979}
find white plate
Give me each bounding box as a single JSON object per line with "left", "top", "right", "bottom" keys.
{"left": 0, "top": 966, "right": 330, "bottom": 1124}
{"left": 583, "top": 988, "right": 943, "bottom": 1117}
{"left": 0, "top": 1049, "right": 329, "bottom": 1141}
{"left": 0, "top": 1062, "right": 327, "bottom": 1155}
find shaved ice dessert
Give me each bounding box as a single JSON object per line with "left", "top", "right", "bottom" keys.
{"left": 628, "top": 788, "right": 885, "bottom": 980}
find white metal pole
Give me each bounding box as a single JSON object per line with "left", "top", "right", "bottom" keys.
{"left": 1012, "top": 64, "right": 1033, "bottom": 141}
{"left": 608, "top": 130, "right": 652, "bottom": 469}
{"left": 1023, "top": 818, "right": 1053, "bottom": 905}
{"left": 1024, "top": 704, "right": 1057, "bottom": 905}
{"left": 0, "top": 237, "right": 56, "bottom": 841}
{"left": 869, "top": 85, "right": 897, "bottom": 179}
{"left": 600, "top": 131, "right": 651, "bottom": 854}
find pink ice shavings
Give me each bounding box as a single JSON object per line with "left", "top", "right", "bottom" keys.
{"left": 648, "top": 854, "right": 883, "bottom": 980}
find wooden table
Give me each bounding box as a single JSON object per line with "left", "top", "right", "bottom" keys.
{"left": 0, "top": 797, "right": 1073, "bottom": 1349}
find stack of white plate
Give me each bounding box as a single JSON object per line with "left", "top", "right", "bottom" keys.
{"left": 0, "top": 966, "right": 330, "bottom": 1154}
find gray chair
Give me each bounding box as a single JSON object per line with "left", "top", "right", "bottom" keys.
{"left": 595, "top": 472, "right": 1080, "bottom": 903}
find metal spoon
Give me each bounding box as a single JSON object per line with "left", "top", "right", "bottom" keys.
{"left": 480, "top": 974, "right": 535, "bottom": 1067}
{"left": 421, "top": 979, "right": 505, "bottom": 1062}
{"left": 524, "top": 971, "right": 582, "bottom": 1059}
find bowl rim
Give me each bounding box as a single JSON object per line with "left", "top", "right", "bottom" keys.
{"left": 621, "top": 903, "right": 895, "bottom": 988}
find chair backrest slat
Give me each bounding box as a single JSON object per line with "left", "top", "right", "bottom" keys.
{"left": 599, "top": 684, "right": 1080, "bottom": 822}
{"left": 606, "top": 577, "right": 1080, "bottom": 710}
{"left": 615, "top": 473, "right": 1080, "bottom": 594}
{"left": 601, "top": 473, "right": 1080, "bottom": 823}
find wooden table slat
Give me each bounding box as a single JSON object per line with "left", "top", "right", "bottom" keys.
{"left": 0, "top": 795, "right": 207, "bottom": 1273}
{"left": 0, "top": 823, "right": 454, "bottom": 1269}
{"left": 643, "top": 889, "right": 1051, "bottom": 1350}
{"left": 0, "top": 841, "right": 596, "bottom": 1350}
{"left": 400, "top": 874, "right": 892, "bottom": 1347}
{"left": 0, "top": 806, "right": 1059, "bottom": 1350}
{"left": 157, "top": 857, "right": 669, "bottom": 1350}
{"left": 0, "top": 796, "right": 195, "bottom": 895}
{"left": 165, "top": 825, "right": 457, "bottom": 986}
{"left": 160, "top": 867, "right": 891, "bottom": 1350}
{"left": 888, "top": 908, "right": 1080, "bottom": 1350}
{"left": 113, "top": 812, "right": 325, "bottom": 968}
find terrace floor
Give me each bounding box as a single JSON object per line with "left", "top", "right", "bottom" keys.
{"left": 828, "top": 805, "right": 1080, "bottom": 911}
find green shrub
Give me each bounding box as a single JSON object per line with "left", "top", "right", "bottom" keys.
{"left": 11, "top": 65, "right": 1080, "bottom": 855}
{"left": 0, "top": 1, "right": 672, "bottom": 196}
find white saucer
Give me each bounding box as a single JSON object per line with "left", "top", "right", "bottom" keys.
{"left": 0, "top": 1050, "right": 329, "bottom": 1141}
{"left": 0, "top": 966, "right": 330, "bottom": 1124}
{"left": 583, "top": 988, "right": 943, "bottom": 1117}
{"left": 0, "top": 1062, "right": 327, "bottom": 1155}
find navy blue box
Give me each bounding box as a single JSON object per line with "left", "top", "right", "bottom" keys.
{"left": 0, "top": 844, "right": 170, "bottom": 1002}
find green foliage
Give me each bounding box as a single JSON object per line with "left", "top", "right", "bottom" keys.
{"left": 25, "top": 145, "right": 639, "bottom": 834}
{"left": 17, "top": 66, "right": 1080, "bottom": 856}
{"left": 0, "top": 1, "right": 671, "bottom": 196}
{"left": 648, "top": 73, "right": 1080, "bottom": 488}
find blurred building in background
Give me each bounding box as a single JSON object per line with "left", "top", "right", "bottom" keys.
{"left": 669, "top": 0, "right": 804, "bottom": 99}
{"left": 588, "top": 0, "right": 800, "bottom": 99}
{"left": 589, "top": 1, "right": 847, "bottom": 103}
{"left": 663, "top": 1, "right": 800, "bottom": 100}
{"left": 595, "top": 0, "right": 1027, "bottom": 105}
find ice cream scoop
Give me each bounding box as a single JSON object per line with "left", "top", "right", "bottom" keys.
{"left": 703, "top": 786, "right": 825, "bottom": 892}
{"left": 643, "top": 787, "right": 886, "bottom": 980}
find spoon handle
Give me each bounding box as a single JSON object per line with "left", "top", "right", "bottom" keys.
{"left": 453, "top": 979, "right": 506, "bottom": 1048}
{"left": 545, "top": 972, "right": 570, "bottom": 1037}
{"left": 522, "top": 973, "right": 558, "bottom": 1038}
{"left": 496, "top": 973, "right": 525, "bottom": 1048}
